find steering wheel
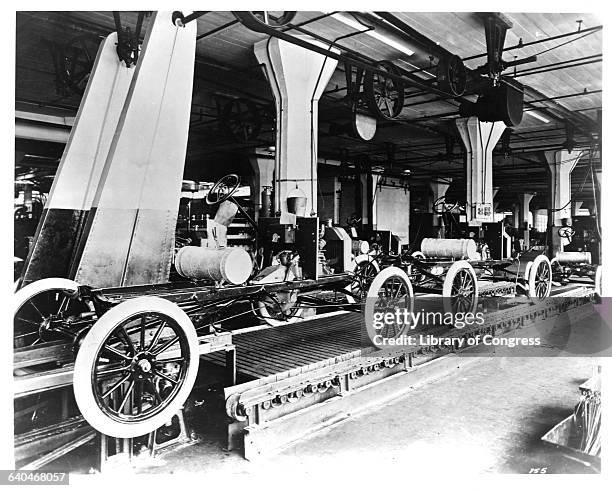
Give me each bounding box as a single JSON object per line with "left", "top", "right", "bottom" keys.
{"left": 433, "top": 196, "right": 460, "bottom": 214}
{"left": 558, "top": 226, "right": 576, "bottom": 239}
{"left": 206, "top": 174, "right": 240, "bottom": 205}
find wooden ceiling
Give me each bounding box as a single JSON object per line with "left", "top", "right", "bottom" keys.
{"left": 15, "top": 11, "right": 602, "bottom": 209}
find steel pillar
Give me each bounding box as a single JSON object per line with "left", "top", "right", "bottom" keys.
{"left": 360, "top": 172, "right": 380, "bottom": 227}
{"left": 455, "top": 117, "right": 506, "bottom": 225}
{"left": 544, "top": 150, "right": 583, "bottom": 226}
{"left": 20, "top": 32, "right": 135, "bottom": 286}
{"left": 518, "top": 193, "right": 534, "bottom": 228}
{"left": 73, "top": 12, "right": 197, "bottom": 287}
{"left": 333, "top": 177, "right": 341, "bottom": 225}
{"left": 254, "top": 36, "right": 338, "bottom": 215}
{"left": 512, "top": 204, "right": 520, "bottom": 228}
{"left": 518, "top": 193, "right": 534, "bottom": 249}
{"left": 492, "top": 186, "right": 500, "bottom": 213}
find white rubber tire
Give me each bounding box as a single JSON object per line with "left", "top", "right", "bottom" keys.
{"left": 14, "top": 277, "right": 80, "bottom": 318}
{"left": 527, "top": 255, "right": 552, "bottom": 301}
{"left": 364, "top": 266, "right": 414, "bottom": 344}
{"left": 524, "top": 261, "right": 533, "bottom": 282}
{"left": 595, "top": 265, "right": 603, "bottom": 297}
{"left": 73, "top": 296, "right": 199, "bottom": 438}
{"left": 442, "top": 260, "right": 479, "bottom": 314}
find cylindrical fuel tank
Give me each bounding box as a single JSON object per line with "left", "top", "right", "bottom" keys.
{"left": 420, "top": 238, "right": 479, "bottom": 260}
{"left": 555, "top": 251, "right": 592, "bottom": 264}
{"left": 261, "top": 186, "right": 272, "bottom": 218}
{"left": 175, "top": 246, "right": 252, "bottom": 284}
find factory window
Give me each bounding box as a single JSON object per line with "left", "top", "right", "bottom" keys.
{"left": 534, "top": 210, "right": 548, "bottom": 232}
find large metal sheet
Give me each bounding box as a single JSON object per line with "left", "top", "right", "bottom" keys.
{"left": 74, "top": 12, "right": 197, "bottom": 287}
{"left": 21, "top": 32, "right": 135, "bottom": 285}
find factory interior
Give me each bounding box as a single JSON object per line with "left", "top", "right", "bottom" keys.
{"left": 11, "top": 10, "right": 607, "bottom": 477}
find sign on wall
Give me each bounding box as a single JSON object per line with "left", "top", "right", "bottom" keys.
{"left": 475, "top": 202, "right": 493, "bottom": 221}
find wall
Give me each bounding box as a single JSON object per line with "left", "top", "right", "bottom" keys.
{"left": 374, "top": 183, "right": 410, "bottom": 244}
{"left": 317, "top": 176, "right": 337, "bottom": 223}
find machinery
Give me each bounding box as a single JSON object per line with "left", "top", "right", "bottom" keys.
{"left": 13, "top": 9, "right": 603, "bottom": 469}
{"left": 13, "top": 171, "right": 376, "bottom": 440}
{"left": 551, "top": 251, "right": 602, "bottom": 296}
{"left": 351, "top": 237, "right": 553, "bottom": 315}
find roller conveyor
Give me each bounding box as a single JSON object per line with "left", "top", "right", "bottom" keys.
{"left": 205, "top": 312, "right": 363, "bottom": 380}
{"left": 218, "top": 285, "right": 598, "bottom": 459}
{"left": 209, "top": 284, "right": 595, "bottom": 386}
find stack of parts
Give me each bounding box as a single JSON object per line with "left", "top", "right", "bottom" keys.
{"left": 574, "top": 386, "right": 601, "bottom": 456}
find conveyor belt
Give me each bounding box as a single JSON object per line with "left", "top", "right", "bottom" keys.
{"left": 207, "top": 284, "right": 594, "bottom": 383}
{"left": 205, "top": 313, "right": 363, "bottom": 380}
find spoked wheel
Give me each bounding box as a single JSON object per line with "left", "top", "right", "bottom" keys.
{"left": 442, "top": 261, "right": 479, "bottom": 315}
{"left": 365, "top": 267, "right": 414, "bottom": 345}
{"left": 13, "top": 278, "right": 91, "bottom": 349}
{"left": 346, "top": 255, "right": 380, "bottom": 304}
{"left": 527, "top": 255, "right": 552, "bottom": 301}
{"left": 364, "top": 61, "right": 404, "bottom": 120}
{"left": 73, "top": 297, "right": 199, "bottom": 438}
{"left": 255, "top": 291, "right": 303, "bottom": 326}
{"left": 232, "top": 11, "right": 297, "bottom": 31}
{"left": 221, "top": 98, "right": 261, "bottom": 143}
{"left": 436, "top": 54, "right": 467, "bottom": 97}
{"left": 57, "top": 35, "right": 97, "bottom": 96}
{"left": 205, "top": 174, "right": 240, "bottom": 205}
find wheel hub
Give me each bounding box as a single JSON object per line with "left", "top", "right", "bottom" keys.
{"left": 133, "top": 353, "right": 156, "bottom": 378}
{"left": 138, "top": 359, "right": 152, "bottom": 373}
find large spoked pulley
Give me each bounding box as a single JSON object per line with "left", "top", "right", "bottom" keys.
{"left": 73, "top": 297, "right": 199, "bottom": 438}
{"left": 13, "top": 278, "right": 91, "bottom": 349}
{"left": 221, "top": 98, "right": 262, "bottom": 143}
{"left": 527, "top": 255, "right": 552, "bottom": 301}
{"left": 436, "top": 54, "right": 467, "bottom": 97}
{"left": 232, "top": 11, "right": 297, "bottom": 31}
{"left": 54, "top": 35, "right": 97, "bottom": 96}
{"left": 205, "top": 174, "right": 240, "bottom": 205}
{"left": 365, "top": 267, "right": 414, "bottom": 345}
{"left": 442, "top": 261, "right": 479, "bottom": 315}
{"left": 364, "top": 61, "right": 405, "bottom": 121}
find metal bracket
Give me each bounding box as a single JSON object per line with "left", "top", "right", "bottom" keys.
{"left": 113, "top": 11, "right": 147, "bottom": 67}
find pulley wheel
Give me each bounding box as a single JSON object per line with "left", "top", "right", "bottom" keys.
{"left": 364, "top": 61, "right": 404, "bottom": 121}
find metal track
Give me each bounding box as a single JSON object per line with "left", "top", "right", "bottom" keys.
{"left": 14, "top": 332, "right": 234, "bottom": 398}
{"left": 222, "top": 286, "right": 595, "bottom": 457}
